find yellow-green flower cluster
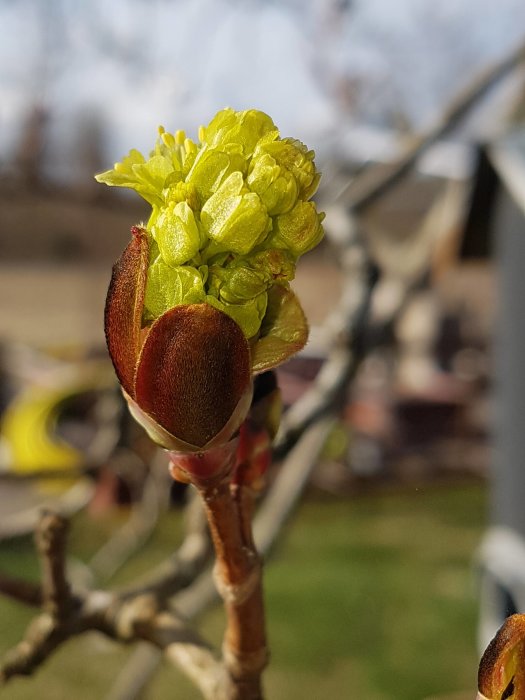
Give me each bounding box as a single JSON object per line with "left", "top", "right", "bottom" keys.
{"left": 96, "top": 108, "right": 324, "bottom": 339}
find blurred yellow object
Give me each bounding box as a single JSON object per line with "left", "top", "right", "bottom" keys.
{"left": 1, "top": 385, "right": 83, "bottom": 489}
{"left": 1, "top": 354, "right": 117, "bottom": 493}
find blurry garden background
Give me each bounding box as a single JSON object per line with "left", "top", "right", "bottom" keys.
{"left": 2, "top": 1, "right": 525, "bottom": 698}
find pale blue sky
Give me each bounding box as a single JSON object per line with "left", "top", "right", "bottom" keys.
{"left": 1, "top": 0, "right": 524, "bottom": 182}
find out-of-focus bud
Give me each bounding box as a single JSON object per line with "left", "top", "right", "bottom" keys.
{"left": 478, "top": 613, "right": 525, "bottom": 700}
{"left": 233, "top": 372, "right": 282, "bottom": 489}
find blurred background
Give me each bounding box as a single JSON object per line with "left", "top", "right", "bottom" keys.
{"left": 2, "top": 1, "right": 525, "bottom": 698}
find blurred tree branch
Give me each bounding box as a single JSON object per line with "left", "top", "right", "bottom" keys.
{"left": 0, "top": 511, "right": 224, "bottom": 698}
{"left": 337, "top": 37, "right": 525, "bottom": 211}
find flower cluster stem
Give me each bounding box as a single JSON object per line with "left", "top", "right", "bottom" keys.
{"left": 199, "top": 479, "right": 268, "bottom": 700}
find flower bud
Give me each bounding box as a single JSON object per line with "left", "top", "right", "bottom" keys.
{"left": 152, "top": 200, "right": 201, "bottom": 267}
{"left": 186, "top": 144, "right": 247, "bottom": 202}
{"left": 269, "top": 201, "right": 324, "bottom": 257}
{"left": 199, "top": 108, "right": 276, "bottom": 157}
{"left": 206, "top": 292, "right": 268, "bottom": 341}
{"left": 253, "top": 137, "right": 320, "bottom": 200}
{"left": 105, "top": 229, "right": 253, "bottom": 453}
{"left": 478, "top": 614, "right": 525, "bottom": 700}
{"left": 201, "top": 172, "right": 270, "bottom": 255}
{"left": 247, "top": 152, "right": 298, "bottom": 215}
{"left": 144, "top": 260, "right": 205, "bottom": 320}
{"left": 98, "top": 108, "right": 323, "bottom": 456}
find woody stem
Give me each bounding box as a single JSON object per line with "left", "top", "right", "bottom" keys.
{"left": 198, "top": 479, "right": 268, "bottom": 700}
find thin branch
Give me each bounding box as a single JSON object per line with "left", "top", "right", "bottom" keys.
{"left": 254, "top": 416, "right": 337, "bottom": 556}
{"left": 0, "top": 512, "right": 74, "bottom": 683}
{"left": 0, "top": 466, "right": 93, "bottom": 481}
{"left": 0, "top": 572, "right": 42, "bottom": 608}
{"left": 198, "top": 479, "right": 267, "bottom": 699}
{"left": 0, "top": 612, "right": 69, "bottom": 683}
{"left": 105, "top": 490, "right": 212, "bottom": 700}
{"left": 105, "top": 644, "right": 163, "bottom": 700}
{"left": 35, "top": 511, "right": 72, "bottom": 620}
{"left": 88, "top": 467, "right": 165, "bottom": 584}
{"left": 0, "top": 511, "right": 224, "bottom": 699}
{"left": 120, "top": 486, "right": 211, "bottom": 602}
{"left": 275, "top": 237, "right": 378, "bottom": 456}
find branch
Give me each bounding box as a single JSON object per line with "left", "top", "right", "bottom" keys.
{"left": 0, "top": 572, "right": 42, "bottom": 607}
{"left": 120, "top": 486, "right": 211, "bottom": 601}
{"left": 35, "top": 511, "right": 72, "bottom": 620}
{"left": 275, "top": 235, "right": 378, "bottom": 456}
{"left": 105, "top": 645, "right": 163, "bottom": 700}
{"left": 0, "top": 612, "right": 69, "bottom": 683}
{"left": 87, "top": 465, "right": 165, "bottom": 584}
{"left": 254, "top": 416, "right": 337, "bottom": 556}
{"left": 198, "top": 479, "right": 267, "bottom": 699}
{"left": 0, "top": 511, "right": 224, "bottom": 699}
{"left": 104, "top": 491, "right": 213, "bottom": 700}
{"left": 0, "top": 512, "right": 73, "bottom": 682}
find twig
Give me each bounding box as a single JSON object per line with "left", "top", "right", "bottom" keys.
{"left": 0, "top": 466, "right": 93, "bottom": 481}
{"left": 275, "top": 238, "right": 378, "bottom": 456}
{"left": 35, "top": 511, "right": 72, "bottom": 620}
{"left": 120, "top": 485, "right": 211, "bottom": 601}
{"left": 0, "top": 512, "right": 73, "bottom": 682}
{"left": 0, "top": 511, "right": 224, "bottom": 699}
{"left": 105, "top": 644, "right": 163, "bottom": 700}
{"left": 88, "top": 465, "right": 166, "bottom": 584}
{"left": 105, "top": 489, "right": 212, "bottom": 700}
{"left": 253, "top": 416, "right": 337, "bottom": 555}
{"left": 0, "top": 612, "right": 69, "bottom": 683}
{"left": 165, "top": 438, "right": 270, "bottom": 699}
{"left": 0, "top": 572, "right": 42, "bottom": 607}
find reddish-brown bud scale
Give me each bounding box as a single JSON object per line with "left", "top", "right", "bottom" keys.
{"left": 104, "top": 226, "right": 149, "bottom": 395}
{"left": 135, "top": 304, "right": 251, "bottom": 447}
